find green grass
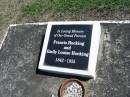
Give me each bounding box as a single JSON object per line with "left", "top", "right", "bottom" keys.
{"left": 22, "top": 0, "right": 130, "bottom": 16}
{"left": 22, "top": 0, "right": 52, "bottom": 16}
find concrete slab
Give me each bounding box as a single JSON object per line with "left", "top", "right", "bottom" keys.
{"left": 0, "top": 22, "right": 129, "bottom": 97}
{"left": 0, "top": 24, "right": 64, "bottom": 97}
{"left": 88, "top": 23, "right": 130, "bottom": 97}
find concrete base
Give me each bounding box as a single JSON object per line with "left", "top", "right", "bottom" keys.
{"left": 0, "top": 23, "right": 130, "bottom": 97}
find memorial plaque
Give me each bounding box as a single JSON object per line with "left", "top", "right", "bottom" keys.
{"left": 38, "top": 21, "right": 101, "bottom": 78}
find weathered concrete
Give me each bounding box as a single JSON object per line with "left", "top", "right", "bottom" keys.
{"left": 0, "top": 24, "right": 64, "bottom": 97}
{"left": 0, "top": 23, "right": 130, "bottom": 97}
{"left": 87, "top": 23, "right": 130, "bottom": 97}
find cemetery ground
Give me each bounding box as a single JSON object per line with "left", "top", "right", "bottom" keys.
{"left": 0, "top": 0, "right": 130, "bottom": 45}
{"left": 0, "top": 0, "right": 130, "bottom": 29}
{"left": 0, "top": 0, "right": 130, "bottom": 97}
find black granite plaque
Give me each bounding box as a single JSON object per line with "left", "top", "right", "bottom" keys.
{"left": 44, "top": 24, "right": 92, "bottom": 70}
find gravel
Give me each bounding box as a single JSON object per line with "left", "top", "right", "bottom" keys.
{"left": 63, "top": 82, "right": 83, "bottom": 97}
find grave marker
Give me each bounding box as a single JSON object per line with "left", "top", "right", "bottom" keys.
{"left": 38, "top": 21, "right": 101, "bottom": 78}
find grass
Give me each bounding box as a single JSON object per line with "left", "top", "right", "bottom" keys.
{"left": 0, "top": 0, "right": 34, "bottom": 40}
{"left": 22, "top": 0, "right": 52, "bottom": 16}
{"left": 22, "top": 0, "right": 130, "bottom": 16}
{"left": 0, "top": 0, "right": 130, "bottom": 32}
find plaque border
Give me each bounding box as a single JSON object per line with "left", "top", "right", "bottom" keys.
{"left": 38, "top": 21, "right": 101, "bottom": 78}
